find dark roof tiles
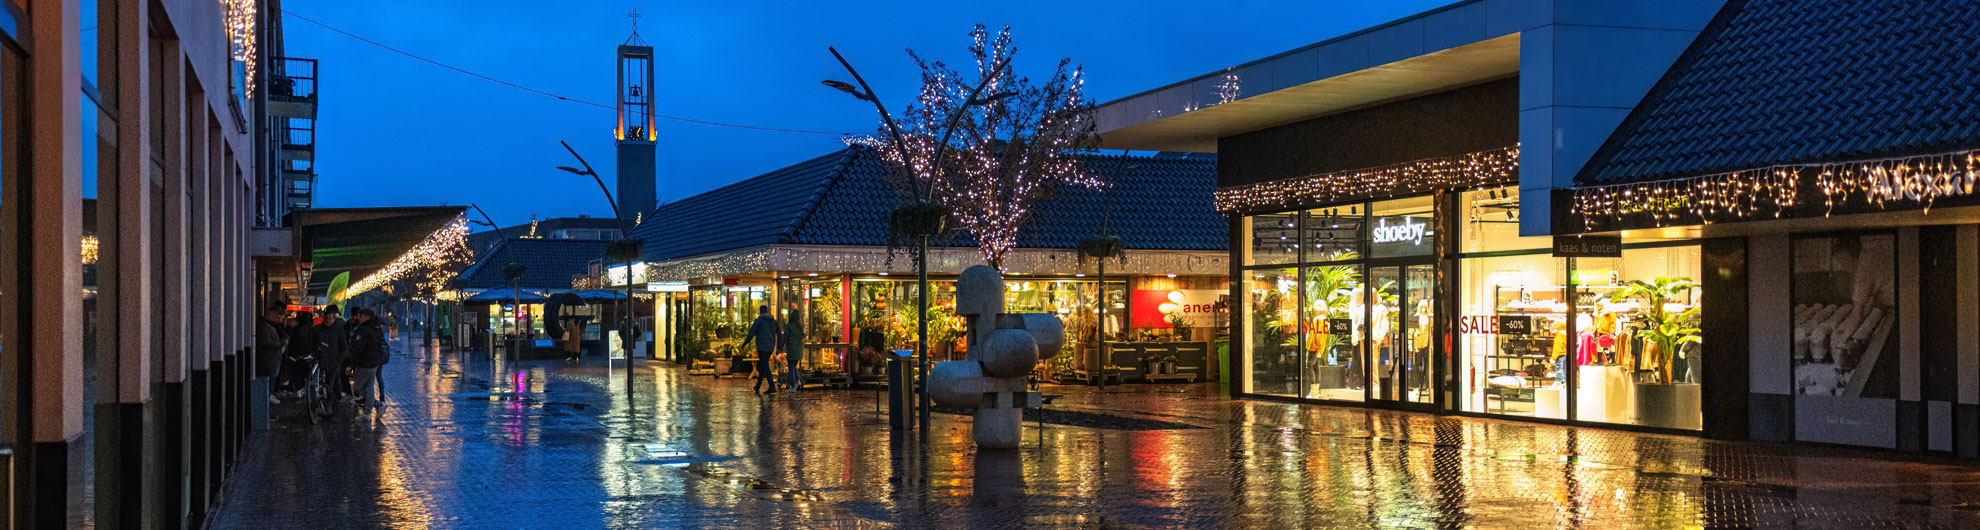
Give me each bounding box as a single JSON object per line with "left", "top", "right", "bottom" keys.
{"left": 1579, "top": 0, "right": 1980, "bottom": 184}
{"left": 457, "top": 238, "right": 608, "bottom": 289}
{"left": 630, "top": 146, "right": 1223, "bottom": 262}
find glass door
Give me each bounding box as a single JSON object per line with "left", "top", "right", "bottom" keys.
{"left": 1369, "top": 264, "right": 1436, "bottom": 405}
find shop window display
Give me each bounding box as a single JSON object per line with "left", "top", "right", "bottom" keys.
{"left": 1246, "top": 269, "right": 1299, "bottom": 397}
{"left": 1792, "top": 234, "right": 1896, "bottom": 397}
{"left": 1248, "top": 213, "right": 1299, "bottom": 265}
{"left": 1301, "top": 264, "right": 1363, "bottom": 401}
{"left": 1788, "top": 233, "right": 1896, "bottom": 446}
{"left": 1572, "top": 246, "right": 1704, "bottom": 429}
{"left": 1460, "top": 187, "right": 1544, "bottom": 253}
{"left": 1369, "top": 264, "right": 1434, "bottom": 404}
{"left": 1302, "top": 206, "right": 1363, "bottom": 261}
{"left": 1460, "top": 255, "right": 1570, "bottom": 419}
{"left": 807, "top": 279, "right": 844, "bottom": 343}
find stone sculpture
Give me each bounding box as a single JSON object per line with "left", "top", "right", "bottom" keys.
{"left": 928, "top": 265, "right": 1057, "bottom": 449}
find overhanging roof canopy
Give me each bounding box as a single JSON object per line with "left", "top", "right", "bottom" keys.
{"left": 294, "top": 206, "right": 468, "bottom": 296}
{"left": 1094, "top": 0, "right": 1519, "bottom": 153}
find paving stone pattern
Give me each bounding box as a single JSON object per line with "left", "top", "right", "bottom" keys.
{"left": 207, "top": 339, "right": 1980, "bottom": 529}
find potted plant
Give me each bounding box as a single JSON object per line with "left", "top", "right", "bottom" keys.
{"left": 1619, "top": 276, "right": 1702, "bottom": 429}
{"left": 1166, "top": 312, "right": 1194, "bottom": 342}
{"left": 1161, "top": 355, "right": 1178, "bottom": 375}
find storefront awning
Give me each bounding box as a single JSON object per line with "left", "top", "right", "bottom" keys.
{"left": 293, "top": 206, "right": 469, "bottom": 297}
{"left": 1094, "top": 3, "right": 1519, "bottom": 153}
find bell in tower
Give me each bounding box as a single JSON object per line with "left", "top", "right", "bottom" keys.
{"left": 614, "top": 9, "right": 658, "bottom": 221}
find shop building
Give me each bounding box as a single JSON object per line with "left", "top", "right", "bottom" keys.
{"left": 1, "top": 0, "right": 300, "bottom": 526}
{"left": 1094, "top": 0, "right": 1736, "bottom": 433}
{"left": 629, "top": 145, "right": 1230, "bottom": 384}
{"left": 1555, "top": 0, "right": 1980, "bottom": 453}
{"left": 1098, "top": 0, "right": 1980, "bottom": 454}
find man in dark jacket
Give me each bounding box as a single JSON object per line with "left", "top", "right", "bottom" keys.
{"left": 738, "top": 305, "right": 780, "bottom": 394}
{"left": 317, "top": 306, "right": 351, "bottom": 399}
{"left": 347, "top": 308, "right": 388, "bottom": 415}
{"left": 278, "top": 310, "right": 317, "bottom": 396}
{"left": 782, "top": 311, "right": 806, "bottom": 392}
{"left": 257, "top": 307, "right": 288, "bottom": 404}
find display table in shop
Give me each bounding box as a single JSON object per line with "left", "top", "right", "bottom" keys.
{"left": 1144, "top": 373, "right": 1199, "bottom": 383}
{"left": 1576, "top": 365, "right": 1632, "bottom": 424}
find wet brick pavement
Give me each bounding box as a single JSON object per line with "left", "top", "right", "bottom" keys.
{"left": 207, "top": 339, "right": 1980, "bottom": 529}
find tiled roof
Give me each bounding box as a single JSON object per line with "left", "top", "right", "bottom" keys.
{"left": 1577, "top": 0, "right": 1980, "bottom": 185}
{"left": 631, "top": 146, "right": 1223, "bottom": 262}
{"left": 457, "top": 238, "right": 608, "bottom": 289}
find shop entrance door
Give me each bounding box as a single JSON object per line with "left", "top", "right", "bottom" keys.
{"left": 1369, "top": 264, "right": 1436, "bottom": 406}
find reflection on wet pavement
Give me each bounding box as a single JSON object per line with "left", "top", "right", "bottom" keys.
{"left": 207, "top": 342, "right": 1980, "bottom": 529}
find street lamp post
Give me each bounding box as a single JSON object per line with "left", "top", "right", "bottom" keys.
{"left": 556, "top": 142, "right": 641, "bottom": 410}
{"left": 823, "top": 47, "right": 1013, "bottom": 438}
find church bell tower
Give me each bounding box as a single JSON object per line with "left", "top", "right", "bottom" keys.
{"left": 614, "top": 10, "right": 658, "bottom": 221}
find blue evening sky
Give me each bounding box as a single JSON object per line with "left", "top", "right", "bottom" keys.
{"left": 285, "top": 0, "right": 1449, "bottom": 228}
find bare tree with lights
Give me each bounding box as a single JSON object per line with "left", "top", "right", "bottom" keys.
{"left": 856, "top": 24, "right": 1103, "bottom": 269}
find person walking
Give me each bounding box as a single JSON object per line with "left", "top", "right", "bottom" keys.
{"left": 348, "top": 308, "right": 388, "bottom": 416}
{"left": 257, "top": 306, "right": 288, "bottom": 404}
{"left": 739, "top": 305, "right": 780, "bottom": 394}
{"left": 317, "top": 306, "right": 351, "bottom": 401}
{"left": 782, "top": 310, "right": 805, "bottom": 392}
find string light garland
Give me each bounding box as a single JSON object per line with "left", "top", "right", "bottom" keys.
{"left": 336, "top": 215, "right": 473, "bottom": 300}
{"left": 647, "top": 245, "right": 1226, "bottom": 282}
{"left": 1214, "top": 146, "right": 1519, "bottom": 214}
{"left": 1569, "top": 147, "right": 1980, "bottom": 231}
{"left": 81, "top": 235, "right": 99, "bottom": 265}
{"left": 224, "top": 0, "right": 258, "bottom": 94}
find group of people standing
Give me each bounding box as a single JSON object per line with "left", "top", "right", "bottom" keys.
{"left": 256, "top": 304, "right": 391, "bottom": 417}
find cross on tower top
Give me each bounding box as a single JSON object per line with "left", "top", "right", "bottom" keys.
{"left": 623, "top": 7, "right": 648, "bottom": 46}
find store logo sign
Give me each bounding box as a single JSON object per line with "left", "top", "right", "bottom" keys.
{"left": 1371, "top": 217, "right": 1428, "bottom": 245}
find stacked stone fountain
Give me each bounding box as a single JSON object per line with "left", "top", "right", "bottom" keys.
{"left": 928, "top": 265, "right": 1060, "bottom": 449}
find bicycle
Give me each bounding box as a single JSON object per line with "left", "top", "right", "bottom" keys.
{"left": 285, "top": 353, "right": 334, "bottom": 424}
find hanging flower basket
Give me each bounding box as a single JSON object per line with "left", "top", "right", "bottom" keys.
{"left": 891, "top": 200, "right": 951, "bottom": 239}
{"left": 1077, "top": 234, "right": 1127, "bottom": 267}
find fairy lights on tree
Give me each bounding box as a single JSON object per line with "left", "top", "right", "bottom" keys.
{"left": 852, "top": 25, "right": 1102, "bottom": 269}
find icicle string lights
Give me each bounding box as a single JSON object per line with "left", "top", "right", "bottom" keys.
{"left": 337, "top": 216, "right": 473, "bottom": 300}
{"left": 224, "top": 0, "right": 258, "bottom": 94}
{"left": 1569, "top": 148, "right": 1980, "bottom": 231}
{"left": 1214, "top": 146, "right": 1519, "bottom": 214}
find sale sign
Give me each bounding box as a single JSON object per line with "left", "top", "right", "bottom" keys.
{"left": 1130, "top": 289, "right": 1223, "bottom": 328}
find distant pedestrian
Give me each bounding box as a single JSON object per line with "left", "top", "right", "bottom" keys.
{"left": 348, "top": 308, "right": 388, "bottom": 416}
{"left": 739, "top": 305, "right": 780, "bottom": 394}
{"left": 562, "top": 318, "right": 582, "bottom": 363}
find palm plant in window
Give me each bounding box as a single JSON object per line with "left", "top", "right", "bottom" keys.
{"left": 1618, "top": 276, "right": 1700, "bottom": 384}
